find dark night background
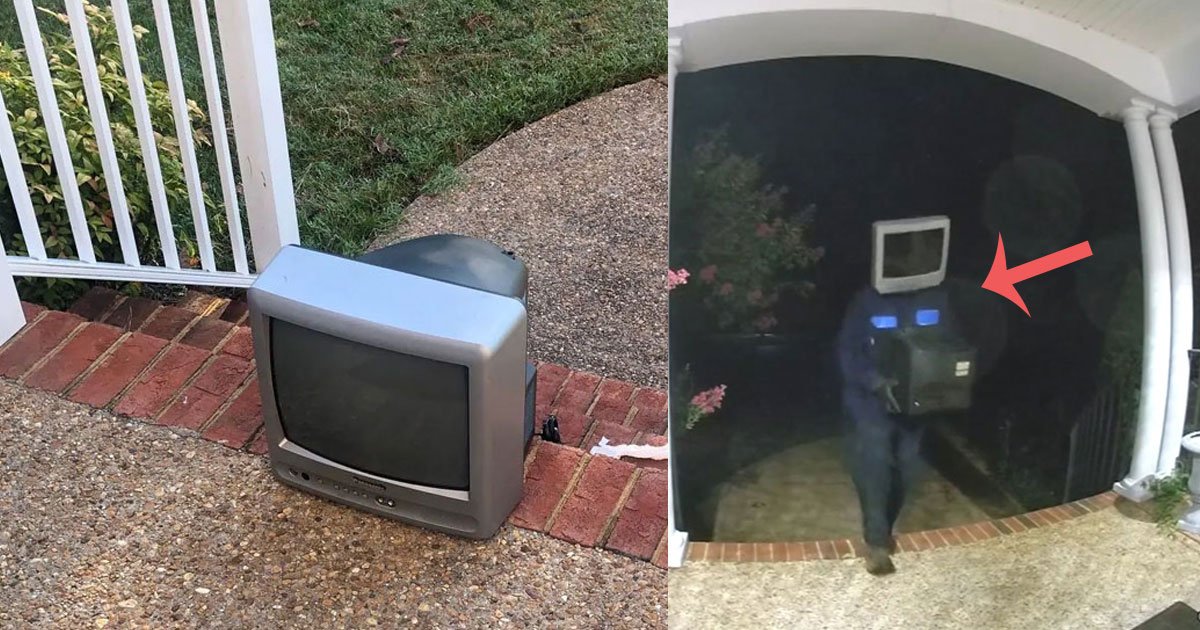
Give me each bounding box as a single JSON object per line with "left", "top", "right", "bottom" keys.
{"left": 669, "top": 56, "right": 1177, "bottom": 539}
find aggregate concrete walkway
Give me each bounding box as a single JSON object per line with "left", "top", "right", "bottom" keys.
{"left": 0, "top": 382, "right": 665, "bottom": 628}
{"left": 669, "top": 505, "right": 1200, "bottom": 630}
{"left": 372, "top": 79, "right": 668, "bottom": 388}
{"left": 707, "top": 437, "right": 989, "bottom": 542}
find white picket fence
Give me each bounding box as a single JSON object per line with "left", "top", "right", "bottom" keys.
{"left": 0, "top": 0, "right": 298, "bottom": 340}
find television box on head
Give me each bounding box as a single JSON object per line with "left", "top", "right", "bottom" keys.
{"left": 247, "top": 234, "right": 537, "bottom": 539}
{"left": 869, "top": 216, "right": 977, "bottom": 416}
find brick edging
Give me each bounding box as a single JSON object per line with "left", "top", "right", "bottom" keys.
{"left": 1, "top": 291, "right": 668, "bottom": 568}
{"left": 685, "top": 491, "right": 1119, "bottom": 563}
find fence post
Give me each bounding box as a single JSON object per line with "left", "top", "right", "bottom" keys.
{"left": 0, "top": 244, "right": 26, "bottom": 344}
{"left": 214, "top": 0, "right": 300, "bottom": 272}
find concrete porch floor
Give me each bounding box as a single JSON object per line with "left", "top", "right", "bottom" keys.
{"left": 670, "top": 502, "right": 1200, "bottom": 629}
{"left": 708, "top": 436, "right": 990, "bottom": 542}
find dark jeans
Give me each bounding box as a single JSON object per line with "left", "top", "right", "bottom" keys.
{"left": 844, "top": 398, "right": 926, "bottom": 548}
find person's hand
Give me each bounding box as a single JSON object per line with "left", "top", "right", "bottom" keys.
{"left": 871, "top": 374, "right": 901, "bottom": 414}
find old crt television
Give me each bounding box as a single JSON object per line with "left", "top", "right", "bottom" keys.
{"left": 870, "top": 216, "right": 975, "bottom": 415}
{"left": 248, "top": 236, "right": 536, "bottom": 539}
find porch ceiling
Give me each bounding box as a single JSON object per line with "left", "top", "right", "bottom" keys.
{"left": 670, "top": 0, "right": 1200, "bottom": 118}
{"left": 1000, "top": 0, "right": 1200, "bottom": 55}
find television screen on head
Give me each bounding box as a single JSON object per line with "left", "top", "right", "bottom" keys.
{"left": 248, "top": 244, "right": 529, "bottom": 539}
{"left": 872, "top": 216, "right": 950, "bottom": 294}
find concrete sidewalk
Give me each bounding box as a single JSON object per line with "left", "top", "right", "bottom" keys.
{"left": 0, "top": 381, "right": 665, "bottom": 628}
{"left": 669, "top": 505, "right": 1200, "bottom": 629}
{"left": 372, "top": 79, "right": 668, "bottom": 389}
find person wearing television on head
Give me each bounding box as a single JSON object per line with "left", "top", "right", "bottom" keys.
{"left": 836, "top": 217, "right": 971, "bottom": 576}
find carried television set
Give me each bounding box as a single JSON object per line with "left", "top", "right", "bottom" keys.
{"left": 248, "top": 235, "right": 536, "bottom": 539}
{"left": 871, "top": 215, "right": 950, "bottom": 295}
{"left": 867, "top": 216, "right": 975, "bottom": 415}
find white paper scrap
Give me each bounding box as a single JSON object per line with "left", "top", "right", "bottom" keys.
{"left": 589, "top": 437, "right": 668, "bottom": 460}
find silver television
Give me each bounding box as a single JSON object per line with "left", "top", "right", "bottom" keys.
{"left": 248, "top": 242, "right": 530, "bottom": 539}
{"left": 871, "top": 215, "right": 950, "bottom": 294}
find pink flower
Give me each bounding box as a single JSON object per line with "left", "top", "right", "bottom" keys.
{"left": 755, "top": 222, "right": 775, "bottom": 238}
{"left": 667, "top": 268, "right": 689, "bottom": 290}
{"left": 753, "top": 313, "right": 778, "bottom": 332}
{"left": 746, "top": 289, "right": 763, "bottom": 305}
{"left": 690, "top": 385, "right": 727, "bottom": 414}
{"left": 699, "top": 265, "right": 718, "bottom": 283}
{"left": 718, "top": 282, "right": 733, "bottom": 296}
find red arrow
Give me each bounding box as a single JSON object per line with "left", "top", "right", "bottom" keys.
{"left": 982, "top": 234, "right": 1092, "bottom": 317}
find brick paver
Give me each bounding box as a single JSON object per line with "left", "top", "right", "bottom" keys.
{"left": 139, "top": 306, "right": 197, "bottom": 341}
{"left": 114, "top": 344, "right": 209, "bottom": 419}
{"left": 549, "top": 455, "right": 636, "bottom": 547}
{"left": 0, "top": 311, "right": 84, "bottom": 378}
{"left": 24, "top": 323, "right": 123, "bottom": 393}
{"left": 509, "top": 442, "right": 586, "bottom": 531}
{"left": 203, "top": 379, "right": 264, "bottom": 448}
{"left": 159, "top": 355, "right": 254, "bottom": 430}
{"left": 605, "top": 469, "right": 667, "bottom": 560}
{"left": 68, "top": 333, "right": 167, "bottom": 407}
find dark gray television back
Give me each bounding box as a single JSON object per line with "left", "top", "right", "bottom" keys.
{"left": 248, "top": 245, "right": 528, "bottom": 538}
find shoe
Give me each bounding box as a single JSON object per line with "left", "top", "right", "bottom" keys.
{"left": 864, "top": 546, "right": 895, "bottom": 576}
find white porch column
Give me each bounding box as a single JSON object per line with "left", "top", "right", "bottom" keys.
{"left": 666, "top": 35, "right": 689, "bottom": 569}
{"left": 1114, "top": 101, "right": 1173, "bottom": 502}
{"left": 1150, "top": 110, "right": 1194, "bottom": 475}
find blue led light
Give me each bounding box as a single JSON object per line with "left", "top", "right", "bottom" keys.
{"left": 915, "top": 309, "right": 940, "bottom": 326}
{"left": 870, "top": 315, "right": 898, "bottom": 329}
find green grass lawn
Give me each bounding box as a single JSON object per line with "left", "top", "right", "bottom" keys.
{"left": 2, "top": 0, "right": 665, "bottom": 259}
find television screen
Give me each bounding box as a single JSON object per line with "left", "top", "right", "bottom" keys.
{"left": 269, "top": 317, "right": 471, "bottom": 490}
{"left": 882, "top": 228, "right": 945, "bottom": 278}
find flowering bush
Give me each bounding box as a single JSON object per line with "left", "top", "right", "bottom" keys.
{"left": 686, "top": 384, "right": 726, "bottom": 430}
{"left": 670, "top": 273, "right": 722, "bottom": 430}
{"left": 667, "top": 267, "right": 689, "bottom": 290}
{"left": 671, "top": 131, "right": 823, "bottom": 333}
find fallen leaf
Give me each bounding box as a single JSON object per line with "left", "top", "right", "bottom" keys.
{"left": 296, "top": 17, "right": 318, "bottom": 28}
{"left": 383, "top": 36, "right": 410, "bottom": 63}
{"left": 372, "top": 134, "right": 394, "bottom": 156}
{"left": 463, "top": 13, "right": 493, "bottom": 33}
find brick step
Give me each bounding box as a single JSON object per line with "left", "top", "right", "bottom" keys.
{"left": 68, "top": 286, "right": 250, "bottom": 332}
{"left": 3, "top": 294, "right": 668, "bottom": 567}
{"left": 685, "top": 491, "right": 1119, "bottom": 564}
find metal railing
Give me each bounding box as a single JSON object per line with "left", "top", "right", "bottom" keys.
{"left": 0, "top": 0, "right": 298, "bottom": 290}
{"left": 1063, "top": 383, "right": 1132, "bottom": 502}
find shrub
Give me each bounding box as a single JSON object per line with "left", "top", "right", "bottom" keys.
{"left": 1149, "top": 468, "right": 1191, "bottom": 531}
{"left": 0, "top": 1, "right": 220, "bottom": 307}
{"left": 670, "top": 130, "right": 824, "bottom": 334}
